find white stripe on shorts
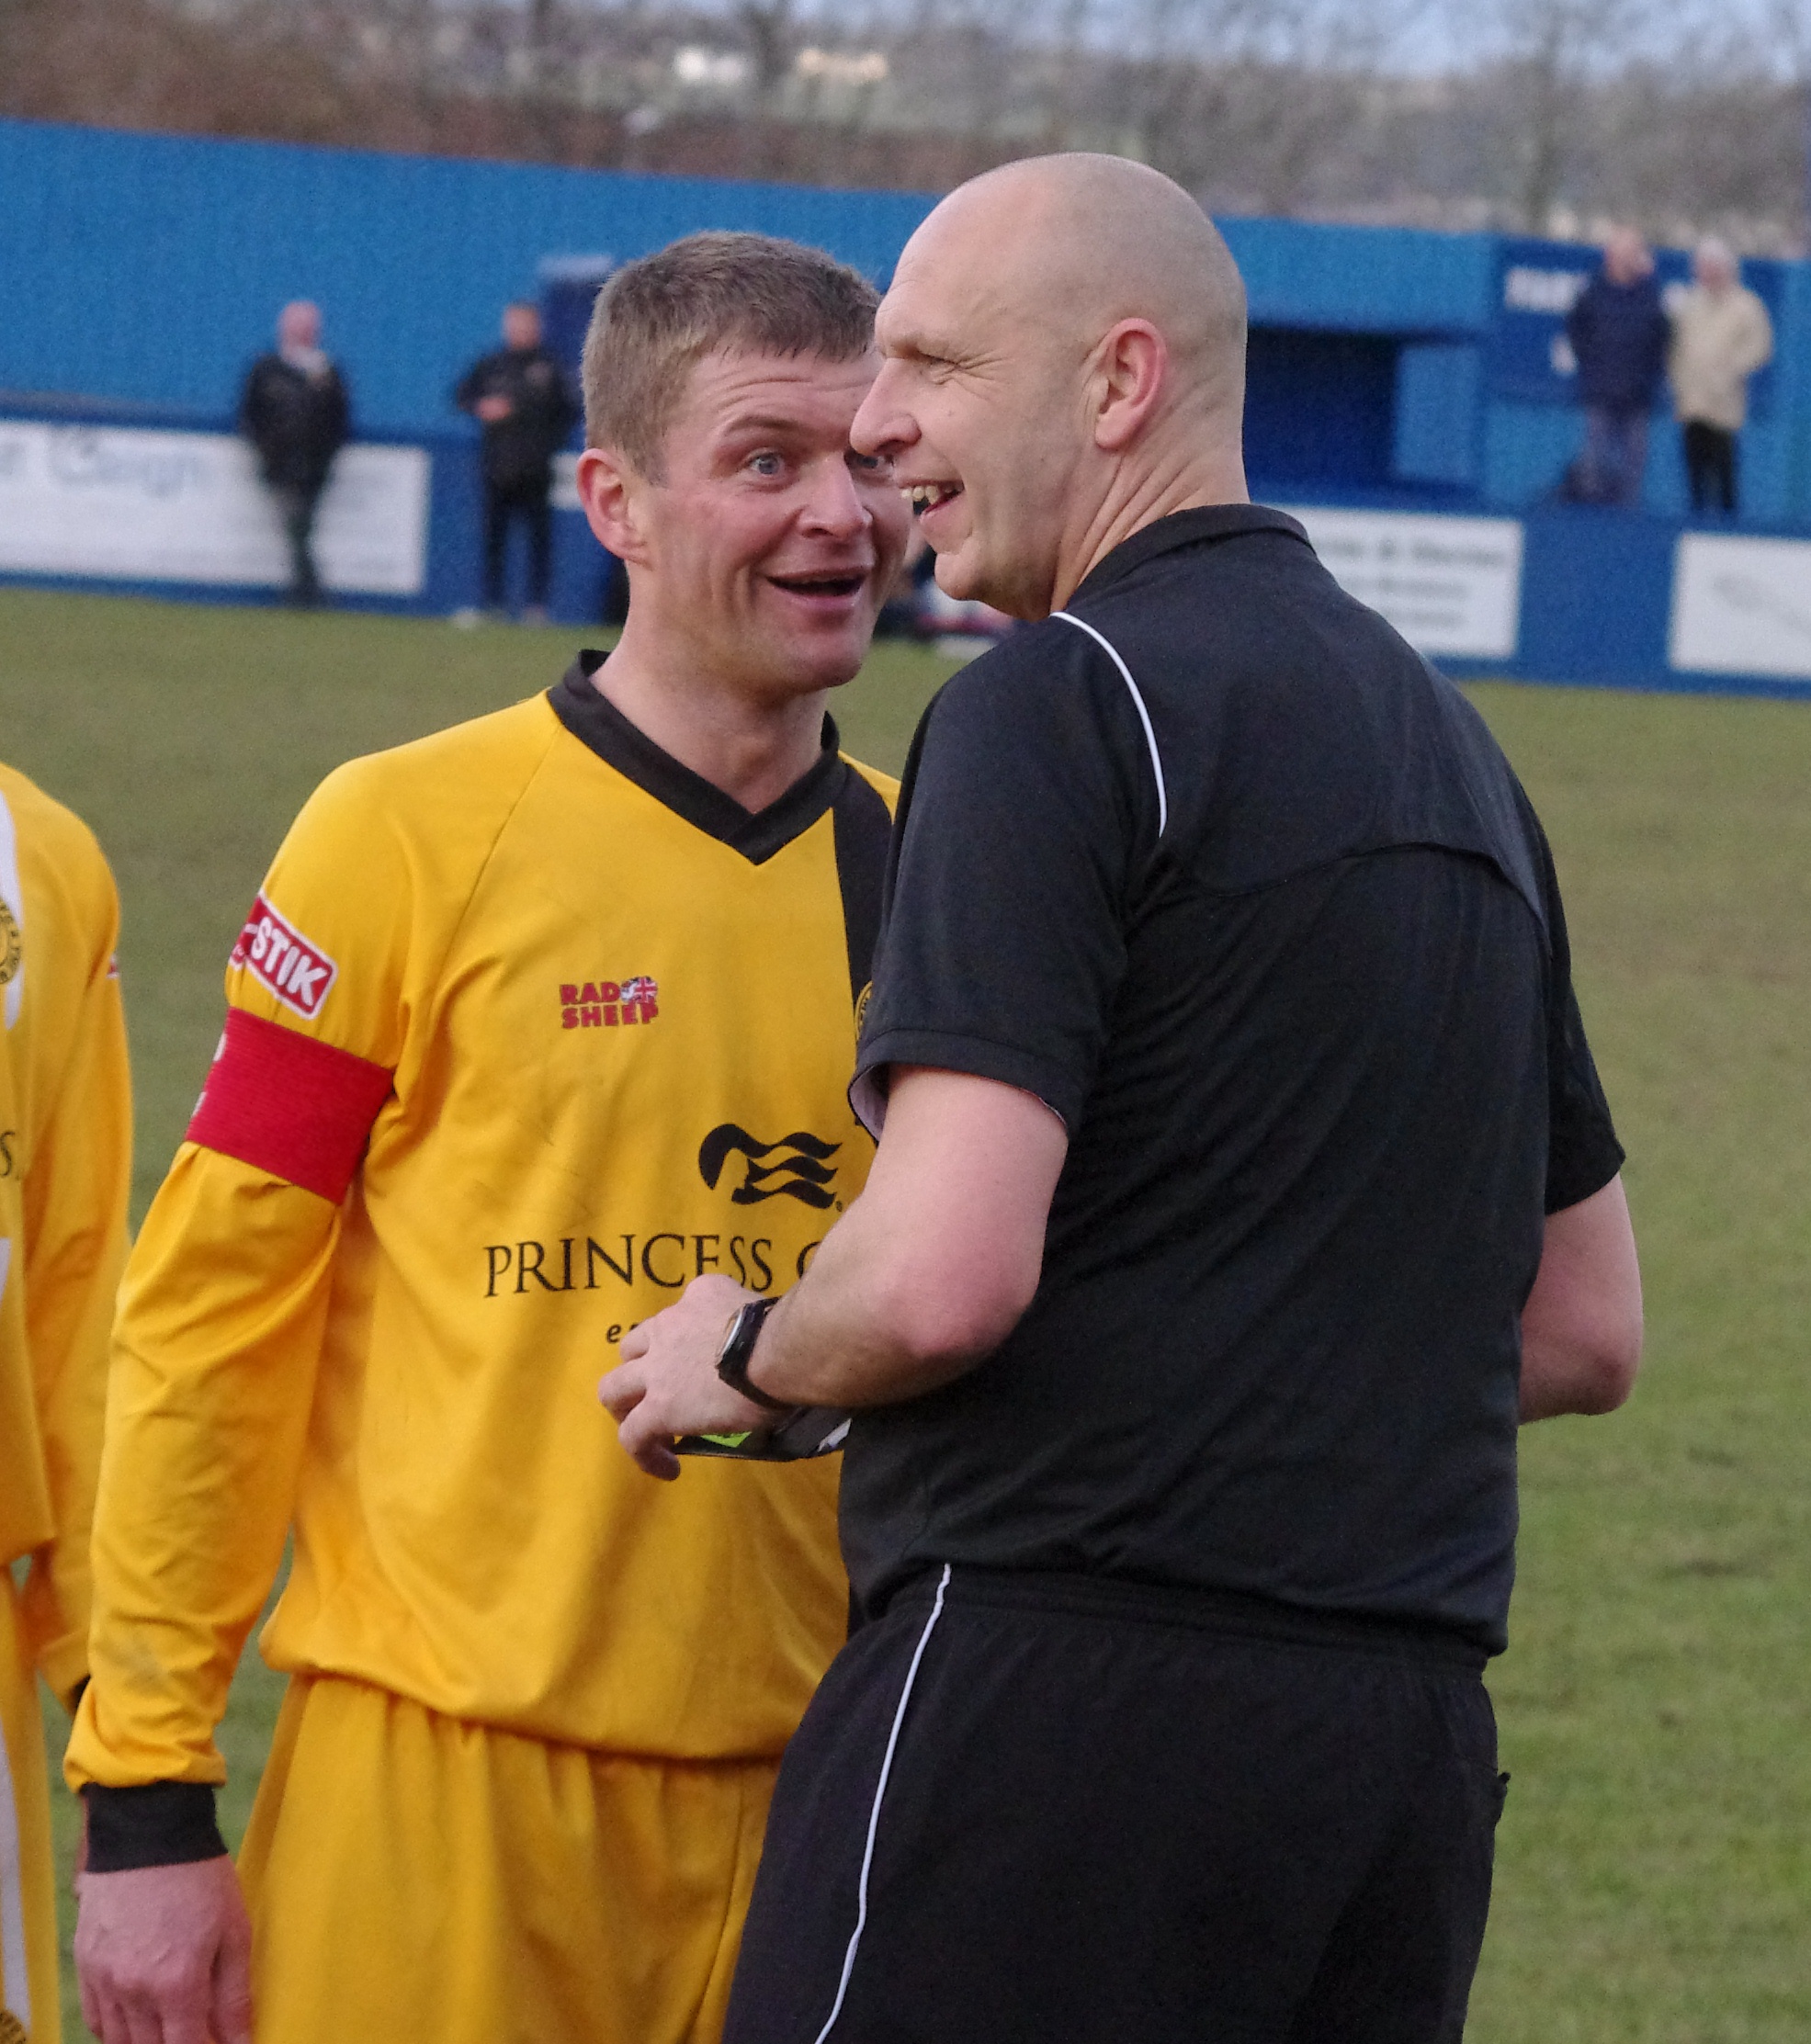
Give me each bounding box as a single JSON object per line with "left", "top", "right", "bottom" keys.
{"left": 811, "top": 1563, "right": 953, "bottom": 2044}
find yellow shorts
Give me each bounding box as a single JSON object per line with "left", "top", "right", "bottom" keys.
{"left": 0, "top": 1573, "right": 61, "bottom": 2044}
{"left": 238, "top": 1673, "right": 779, "bottom": 2044}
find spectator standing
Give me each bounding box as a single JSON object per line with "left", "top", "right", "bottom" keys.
{"left": 455, "top": 302, "right": 579, "bottom": 624}
{"left": 238, "top": 301, "right": 351, "bottom": 608}
{"left": 1565, "top": 228, "right": 1670, "bottom": 508}
{"left": 1670, "top": 239, "right": 1773, "bottom": 516}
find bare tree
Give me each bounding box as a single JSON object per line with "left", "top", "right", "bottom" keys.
{"left": 6, "top": 0, "right": 1805, "bottom": 243}
{"left": 1455, "top": 0, "right": 1658, "bottom": 232}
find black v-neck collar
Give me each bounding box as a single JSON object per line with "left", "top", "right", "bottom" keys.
{"left": 549, "top": 651, "right": 848, "bottom": 866}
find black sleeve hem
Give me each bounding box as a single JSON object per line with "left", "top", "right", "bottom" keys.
{"left": 83, "top": 1783, "right": 229, "bottom": 1872}
{"left": 1545, "top": 1129, "right": 1626, "bottom": 1216}
{"left": 854, "top": 1028, "right": 1081, "bottom": 1131}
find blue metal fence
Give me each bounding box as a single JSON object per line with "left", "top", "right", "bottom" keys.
{"left": 0, "top": 119, "right": 934, "bottom": 438}
{"left": 5, "top": 118, "right": 1810, "bottom": 692}
{"left": 5, "top": 118, "right": 1805, "bottom": 523}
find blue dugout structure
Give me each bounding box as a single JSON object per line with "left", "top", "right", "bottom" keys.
{"left": 4, "top": 118, "right": 1810, "bottom": 693}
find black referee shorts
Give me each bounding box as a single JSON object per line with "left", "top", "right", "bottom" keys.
{"left": 724, "top": 1568, "right": 1506, "bottom": 2044}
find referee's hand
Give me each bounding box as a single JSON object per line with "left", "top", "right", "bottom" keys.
{"left": 601, "top": 1275, "right": 773, "bottom": 1478}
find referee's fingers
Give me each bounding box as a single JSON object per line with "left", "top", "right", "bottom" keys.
{"left": 617, "top": 1401, "right": 683, "bottom": 1481}
{"left": 597, "top": 1360, "right": 646, "bottom": 1420}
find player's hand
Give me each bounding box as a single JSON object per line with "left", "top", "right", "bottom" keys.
{"left": 601, "top": 1274, "right": 775, "bottom": 1479}
{"left": 475, "top": 393, "right": 513, "bottom": 422}
{"left": 75, "top": 1855, "right": 254, "bottom": 2044}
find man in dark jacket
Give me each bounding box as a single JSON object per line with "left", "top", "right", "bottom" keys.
{"left": 455, "top": 302, "right": 580, "bottom": 622}
{"left": 1565, "top": 228, "right": 1670, "bottom": 508}
{"left": 238, "top": 300, "right": 351, "bottom": 606}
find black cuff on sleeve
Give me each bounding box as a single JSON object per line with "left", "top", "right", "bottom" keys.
{"left": 83, "top": 1782, "right": 229, "bottom": 1872}
{"left": 1545, "top": 1121, "right": 1626, "bottom": 1216}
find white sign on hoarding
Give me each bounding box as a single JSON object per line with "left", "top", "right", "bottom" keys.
{"left": 0, "top": 421, "right": 429, "bottom": 594}
{"left": 1282, "top": 507, "right": 1524, "bottom": 661}
{"left": 1670, "top": 533, "right": 1811, "bottom": 682}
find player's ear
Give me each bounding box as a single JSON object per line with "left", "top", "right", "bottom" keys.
{"left": 577, "top": 446, "right": 653, "bottom": 565}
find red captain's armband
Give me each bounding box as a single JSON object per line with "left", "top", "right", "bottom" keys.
{"left": 187, "top": 1008, "right": 395, "bottom": 1204}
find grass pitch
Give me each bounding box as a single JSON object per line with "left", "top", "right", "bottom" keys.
{"left": 4, "top": 584, "right": 1809, "bottom": 2038}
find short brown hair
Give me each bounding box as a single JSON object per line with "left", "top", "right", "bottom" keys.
{"left": 582, "top": 231, "right": 880, "bottom": 475}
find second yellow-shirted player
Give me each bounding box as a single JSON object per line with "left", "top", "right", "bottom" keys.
{"left": 0, "top": 762, "right": 132, "bottom": 2044}
{"left": 69, "top": 232, "right": 911, "bottom": 2044}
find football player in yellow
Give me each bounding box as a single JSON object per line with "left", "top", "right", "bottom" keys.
{"left": 68, "top": 231, "right": 911, "bottom": 2044}
{"left": 0, "top": 762, "right": 133, "bottom": 2044}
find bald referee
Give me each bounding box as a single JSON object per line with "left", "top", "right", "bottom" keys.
{"left": 605, "top": 153, "right": 1644, "bottom": 2043}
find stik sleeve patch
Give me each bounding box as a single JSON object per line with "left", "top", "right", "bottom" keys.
{"left": 187, "top": 1007, "right": 395, "bottom": 1203}
{"left": 231, "top": 893, "right": 338, "bottom": 1019}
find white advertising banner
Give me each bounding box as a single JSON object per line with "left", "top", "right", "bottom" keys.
{"left": 1670, "top": 533, "right": 1811, "bottom": 682}
{"left": 0, "top": 421, "right": 429, "bottom": 594}
{"left": 1282, "top": 507, "right": 1524, "bottom": 661}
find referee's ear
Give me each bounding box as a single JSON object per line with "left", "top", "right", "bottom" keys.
{"left": 576, "top": 445, "right": 649, "bottom": 564}
{"left": 1091, "top": 318, "right": 1170, "bottom": 455}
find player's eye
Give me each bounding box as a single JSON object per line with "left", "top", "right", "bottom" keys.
{"left": 850, "top": 451, "right": 892, "bottom": 477}
{"left": 747, "top": 451, "right": 787, "bottom": 478}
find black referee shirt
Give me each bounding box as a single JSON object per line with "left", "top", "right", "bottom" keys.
{"left": 846, "top": 503, "right": 1624, "bottom": 1655}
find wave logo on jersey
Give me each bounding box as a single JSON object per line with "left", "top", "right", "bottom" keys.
{"left": 698, "top": 1124, "right": 840, "bottom": 1208}
{"left": 560, "top": 975, "right": 659, "bottom": 1029}
{"left": 231, "top": 894, "right": 338, "bottom": 1019}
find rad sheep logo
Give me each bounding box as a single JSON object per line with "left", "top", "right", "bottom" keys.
{"left": 697, "top": 1125, "right": 840, "bottom": 1208}
{"left": 560, "top": 975, "right": 659, "bottom": 1029}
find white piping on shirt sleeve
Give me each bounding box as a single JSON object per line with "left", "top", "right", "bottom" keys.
{"left": 1049, "top": 611, "right": 1169, "bottom": 839}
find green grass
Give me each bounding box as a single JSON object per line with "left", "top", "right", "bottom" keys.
{"left": 4, "top": 585, "right": 1809, "bottom": 2038}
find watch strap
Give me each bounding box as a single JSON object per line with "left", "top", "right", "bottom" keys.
{"left": 716, "top": 1297, "right": 792, "bottom": 1412}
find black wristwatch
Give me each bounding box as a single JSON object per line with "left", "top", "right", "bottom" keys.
{"left": 716, "top": 1297, "right": 792, "bottom": 1413}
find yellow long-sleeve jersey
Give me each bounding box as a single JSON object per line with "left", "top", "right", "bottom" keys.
{"left": 0, "top": 762, "right": 132, "bottom": 1709}
{"left": 69, "top": 661, "right": 895, "bottom": 1794}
